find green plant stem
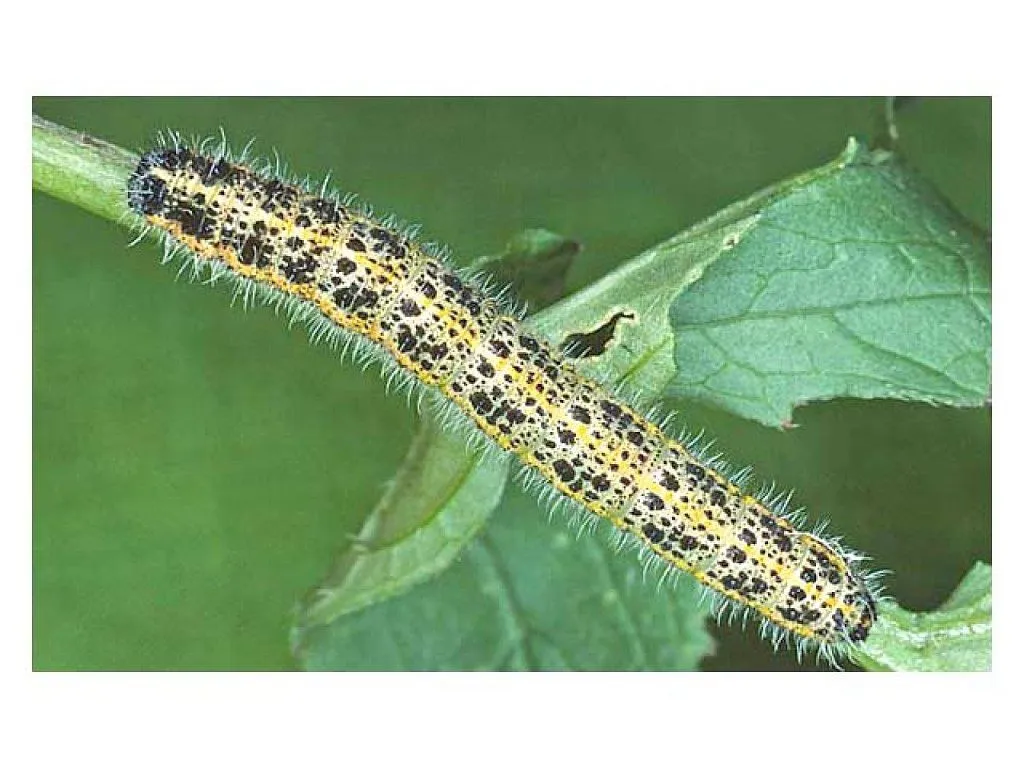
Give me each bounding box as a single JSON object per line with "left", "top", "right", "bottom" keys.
{"left": 32, "top": 114, "right": 140, "bottom": 224}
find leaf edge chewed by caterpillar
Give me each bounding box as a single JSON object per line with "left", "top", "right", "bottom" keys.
{"left": 124, "top": 133, "right": 882, "bottom": 668}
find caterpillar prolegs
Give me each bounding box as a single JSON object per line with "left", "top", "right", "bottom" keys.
{"left": 126, "top": 138, "right": 880, "bottom": 665}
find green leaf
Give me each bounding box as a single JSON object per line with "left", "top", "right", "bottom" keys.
{"left": 666, "top": 139, "right": 991, "bottom": 426}
{"left": 296, "top": 484, "right": 714, "bottom": 671}
{"left": 292, "top": 416, "right": 509, "bottom": 637}
{"left": 470, "top": 228, "right": 580, "bottom": 312}
{"left": 854, "top": 562, "right": 991, "bottom": 672}
{"left": 526, "top": 192, "right": 763, "bottom": 407}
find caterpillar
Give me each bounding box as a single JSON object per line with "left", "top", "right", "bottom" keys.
{"left": 126, "top": 135, "right": 880, "bottom": 666}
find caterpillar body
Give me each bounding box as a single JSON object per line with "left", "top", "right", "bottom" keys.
{"left": 126, "top": 138, "right": 879, "bottom": 665}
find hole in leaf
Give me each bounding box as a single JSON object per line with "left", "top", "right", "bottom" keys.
{"left": 560, "top": 310, "right": 636, "bottom": 359}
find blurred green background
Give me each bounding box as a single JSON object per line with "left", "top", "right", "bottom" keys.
{"left": 32, "top": 97, "right": 991, "bottom": 671}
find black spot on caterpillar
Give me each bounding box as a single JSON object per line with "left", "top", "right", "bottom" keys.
{"left": 125, "top": 137, "right": 882, "bottom": 666}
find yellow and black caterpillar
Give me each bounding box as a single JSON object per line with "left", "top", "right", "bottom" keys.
{"left": 127, "top": 138, "right": 879, "bottom": 664}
